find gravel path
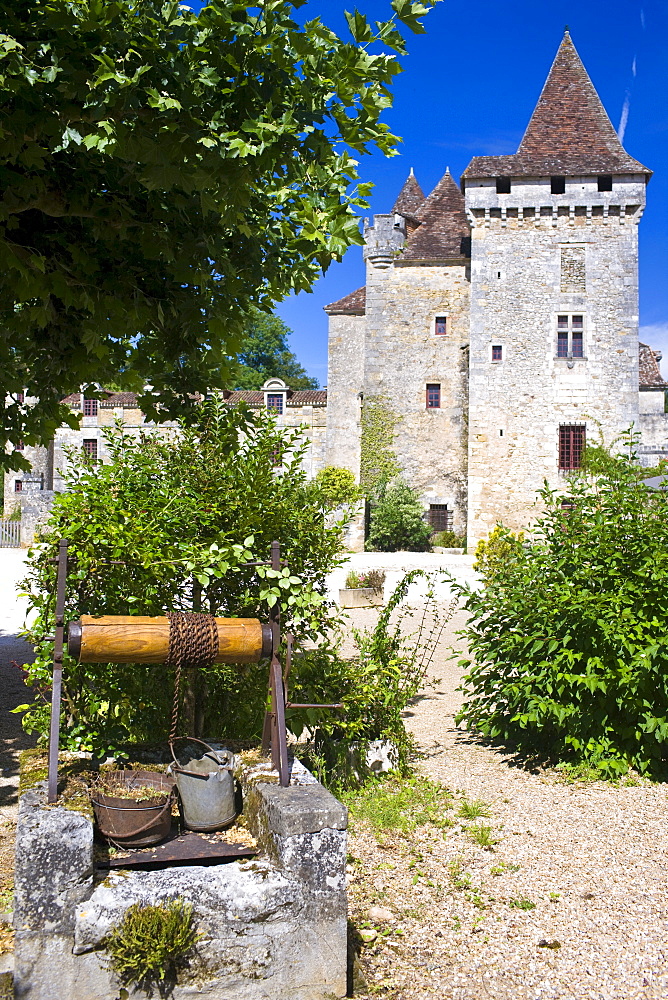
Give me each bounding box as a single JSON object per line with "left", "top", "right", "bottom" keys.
{"left": 345, "top": 603, "right": 668, "bottom": 1000}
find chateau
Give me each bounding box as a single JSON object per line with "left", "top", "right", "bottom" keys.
{"left": 325, "top": 31, "right": 667, "bottom": 548}
{"left": 6, "top": 34, "right": 668, "bottom": 552}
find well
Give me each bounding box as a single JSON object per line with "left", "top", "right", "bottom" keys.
{"left": 12, "top": 754, "right": 348, "bottom": 1000}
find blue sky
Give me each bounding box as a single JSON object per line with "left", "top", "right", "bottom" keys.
{"left": 273, "top": 0, "right": 668, "bottom": 382}
{"left": 191, "top": 1, "right": 668, "bottom": 380}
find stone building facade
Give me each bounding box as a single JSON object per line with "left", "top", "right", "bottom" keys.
{"left": 5, "top": 381, "right": 327, "bottom": 544}
{"left": 325, "top": 31, "right": 666, "bottom": 547}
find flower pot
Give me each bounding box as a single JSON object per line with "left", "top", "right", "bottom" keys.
{"left": 91, "top": 769, "right": 176, "bottom": 848}
{"left": 339, "top": 587, "right": 384, "bottom": 609}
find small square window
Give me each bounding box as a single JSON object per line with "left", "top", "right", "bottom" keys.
{"left": 83, "top": 398, "right": 98, "bottom": 416}
{"left": 551, "top": 176, "right": 566, "bottom": 194}
{"left": 496, "top": 177, "right": 511, "bottom": 194}
{"left": 557, "top": 315, "right": 569, "bottom": 330}
{"left": 572, "top": 315, "right": 583, "bottom": 330}
{"left": 15, "top": 440, "right": 24, "bottom": 452}
{"left": 16, "top": 392, "right": 24, "bottom": 404}
{"left": 435, "top": 316, "right": 447, "bottom": 336}
{"left": 597, "top": 175, "right": 613, "bottom": 192}
{"left": 266, "top": 393, "right": 283, "bottom": 414}
{"left": 14, "top": 480, "right": 22, "bottom": 493}
{"left": 82, "top": 438, "right": 98, "bottom": 461}
{"left": 491, "top": 345, "right": 503, "bottom": 361}
{"left": 426, "top": 384, "right": 441, "bottom": 409}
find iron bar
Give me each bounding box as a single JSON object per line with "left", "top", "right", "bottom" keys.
{"left": 47, "top": 539, "right": 68, "bottom": 804}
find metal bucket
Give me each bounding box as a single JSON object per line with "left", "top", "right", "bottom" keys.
{"left": 169, "top": 738, "right": 236, "bottom": 832}
{"left": 91, "top": 770, "right": 176, "bottom": 848}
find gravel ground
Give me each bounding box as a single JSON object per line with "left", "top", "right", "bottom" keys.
{"left": 344, "top": 603, "right": 668, "bottom": 1000}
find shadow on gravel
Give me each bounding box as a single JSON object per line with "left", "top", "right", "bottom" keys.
{"left": 0, "top": 634, "right": 36, "bottom": 806}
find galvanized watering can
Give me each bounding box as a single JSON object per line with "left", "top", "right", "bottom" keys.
{"left": 168, "top": 738, "right": 236, "bottom": 831}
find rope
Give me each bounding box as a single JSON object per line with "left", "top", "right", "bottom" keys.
{"left": 166, "top": 613, "right": 219, "bottom": 742}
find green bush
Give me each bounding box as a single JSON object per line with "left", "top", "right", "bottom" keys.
{"left": 431, "top": 530, "right": 465, "bottom": 549}
{"left": 473, "top": 525, "right": 524, "bottom": 584}
{"left": 314, "top": 466, "right": 360, "bottom": 509}
{"left": 18, "top": 399, "right": 349, "bottom": 756}
{"left": 456, "top": 459, "right": 668, "bottom": 777}
{"left": 292, "top": 571, "right": 454, "bottom": 787}
{"left": 367, "top": 481, "right": 431, "bottom": 552}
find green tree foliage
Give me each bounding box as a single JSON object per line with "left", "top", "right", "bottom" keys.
{"left": 359, "top": 395, "right": 400, "bottom": 499}
{"left": 313, "top": 466, "right": 360, "bottom": 509}
{"left": 18, "top": 398, "right": 350, "bottom": 755}
{"left": 233, "top": 308, "right": 318, "bottom": 390}
{"left": 0, "top": 0, "right": 437, "bottom": 467}
{"left": 367, "top": 480, "right": 431, "bottom": 552}
{"left": 473, "top": 525, "right": 524, "bottom": 584}
{"left": 456, "top": 460, "right": 668, "bottom": 777}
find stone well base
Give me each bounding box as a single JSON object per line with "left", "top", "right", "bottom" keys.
{"left": 13, "top": 756, "right": 347, "bottom": 1000}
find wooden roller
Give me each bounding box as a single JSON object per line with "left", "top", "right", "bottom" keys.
{"left": 67, "top": 615, "right": 273, "bottom": 665}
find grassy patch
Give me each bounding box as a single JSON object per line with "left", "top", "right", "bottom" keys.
{"left": 467, "top": 823, "right": 498, "bottom": 849}
{"left": 341, "top": 776, "right": 453, "bottom": 836}
{"left": 509, "top": 897, "right": 536, "bottom": 911}
{"left": 458, "top": 797, "right": 491, "bottom": 819}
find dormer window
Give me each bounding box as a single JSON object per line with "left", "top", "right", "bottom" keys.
{"left": 83, "top": 398, "right": 98, "bottom": 416}
{"left": 597, "top": 175, "right": 612, "bottom": 192}
{"left": 496, "top": 177, "right": 511, "bottom": 194}
{"left": 262, "top": 377, "right": 288, "bottom": 415}
{"left": 551, "top": 176, "right": 566, "bottom": 194}
{"left": 266, "top": 393, "right": 283, "bottom": 414}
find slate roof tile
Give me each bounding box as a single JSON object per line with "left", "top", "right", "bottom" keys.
{"left": 639, "top": 343, "right": 668, "bottom": 389}
{"left": 398, "top": 169, "right": 470, "bottom": 263}
{"left": 392, "top": 170, "right": 425, "bottom": 218}
{"left": 324, "top": 286, "right": 366, "bottom": 315}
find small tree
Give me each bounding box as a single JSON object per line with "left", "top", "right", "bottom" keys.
{"left": 367, "top": 480, "right": 432, "bottom": 552}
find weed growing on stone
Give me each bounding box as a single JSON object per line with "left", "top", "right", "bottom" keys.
{"left": 105, "top": 899, "right": 201, "bottom": 993}
{"left": 467, "top": 823, "right": 498, "bottom": 850}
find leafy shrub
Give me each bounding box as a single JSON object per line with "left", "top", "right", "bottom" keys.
{"left": 314, "top": 466, "right": 360, "bottom": 509}
{"left": 431, "top": 530, "right": 465, "bottom": 549}
{"left": 344, "top": 569, "right": 385, "bottom": 593}
{"left": 473, "top": 525, "right": 524, "bottom": 584}
{"left": 18, "top": 399, "right": 349, "bottom": 756}
{"left": 105, "top": 899, "right": 200, "bottom": 993}
{"left": 292, "top": 571, "right": 455, "bottom": 786}
{"left": 456, "top": 461, "right": 668, "bottom": 777}
{"left": 367, "top": 481, "right": 431, "bottom": 552}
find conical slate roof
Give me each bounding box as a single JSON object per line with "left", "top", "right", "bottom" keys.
{"left": 392, "top": 170, "right": 425, "bottom": 218}
{"left": 462, "top": 32, "right": 651, "bottom": 180}
{"left": 398, "top": 169, "right": 470, "bottom": 263}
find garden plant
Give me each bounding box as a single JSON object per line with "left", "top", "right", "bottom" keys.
{"left": 457, "top": 441, "right": 668, "bottom": 777}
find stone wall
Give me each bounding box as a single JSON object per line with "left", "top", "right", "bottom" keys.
{"left": 13, "top": 757, "right": 348, "bottom": 1000}
{"left": 325, "top": 314, "right": 365, "bottom": 478}
{"left": 363, "top": 260, "right": 470, "bottom": 536}
{"left": 466, "top": 175, "right": 645, "bottom": 545}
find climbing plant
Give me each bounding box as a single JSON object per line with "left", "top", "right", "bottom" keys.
{"left": 359, "top": 395, "right": 400, "bottom": 499}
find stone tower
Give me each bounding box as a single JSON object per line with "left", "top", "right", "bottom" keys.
{"left": 462, "top": 31, "right": 651, "bottom": 545}
{"left": 325, "top": 168, "right": 471, "bottom": 539}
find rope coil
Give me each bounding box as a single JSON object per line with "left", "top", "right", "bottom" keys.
{"left": 166, "top": 613, "right": 219, "bottom": 742}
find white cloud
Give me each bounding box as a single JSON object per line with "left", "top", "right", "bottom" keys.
{"left": 640, "top": 323, "right": 668, "bottom": 378}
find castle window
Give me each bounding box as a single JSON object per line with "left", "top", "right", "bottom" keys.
{"left": 556, "top": 315, "right": 584, "bottom": 358}
{"left": 491, "top": 345, "right": 503, "bottom": 361}
{"left": 16, "top": 392, "right": 24, "bottom": 404}
{"left": 559, "top": 424, "right": 586, "bottom": 470}
{"left": 271, "top": 444, "right": 283, "bottom": 468}
{"left": 15, "top": 440, "right": 24, "bottom": 452}
{"left": 426, "top": 384, "right": 441, "bottom": 409}
{"left": 551, "top": 176, "right": 566, "bottom": 194}
{"left": 496, "top": 177, "right": 511, "bottom": 194}
{"left": 435, "top": 316, "right": 447, "bottom": 336}
{"left": 14, "top": 480, "right": 22, "bottom": 493}
{"left": 266, "top": 393, "right": 284, "bottom": 414}
{"left": 427, "top": 504, "right": 452, "bottom": 533}
{"left": 82, "top": 439, "right": 98, "bottom": 461}
{"left": 598, "top": 175, "right": 613, "bottom": 192}
{"left": 83, "top": 398, "right": 98, "bottom": 416}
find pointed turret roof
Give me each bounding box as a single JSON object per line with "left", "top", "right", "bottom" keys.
{"left": 398, "top": 169, "right": 470, "bottom": 263}
{"left": 462, "top": 32, "right": 651, "bottom": 180}
{"left": 392, "top": 169, "right": 425, "bottom": 219}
